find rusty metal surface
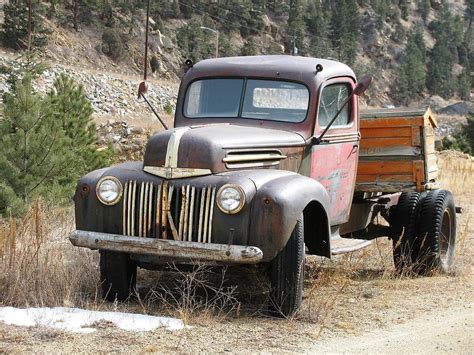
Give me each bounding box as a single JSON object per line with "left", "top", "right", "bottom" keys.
{"left": 175, "top": 56, "right": 356, "bottom": 138}
{"left": 69, "top": 230, "right": 263, "bottom": 264}
{"left": 74, "top": 164, "right": 333, "bottom": 262}
{"left": 144, "top": 124, "right": 306, "bottom": 174}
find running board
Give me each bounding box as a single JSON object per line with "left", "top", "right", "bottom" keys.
{"left": 330, "top": 237, "right": 373, "bottom": 255}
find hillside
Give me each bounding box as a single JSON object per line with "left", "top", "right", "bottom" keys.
{"left": 0, "top": 0, "right": 472, "bottom": 157}
{"left": 0, "top": 1, "right": 472, "bottom": 105}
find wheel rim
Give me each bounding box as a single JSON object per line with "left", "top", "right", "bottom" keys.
{"left": 439, "top": 207, "right": 452, "bottom": 263}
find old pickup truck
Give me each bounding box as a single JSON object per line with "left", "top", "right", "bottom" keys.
{"left": 70, "top": 55, "right": 457, "bottom": 317}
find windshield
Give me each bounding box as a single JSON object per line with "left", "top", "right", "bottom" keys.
{"left": 184, "top": 79, "right": 309, "bottom": 123}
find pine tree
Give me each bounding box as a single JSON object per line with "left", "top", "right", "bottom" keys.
{"left": 0, "top": 71, "right": 110, "bottom": 216}
{"left": 458, "top": 65, "right": 471, "bottom": 101}
{"left": 288, "top": 0, "right": 306, "bottom": 55}
{"left": 399, "top": 0, "right": 409, "bottom": 21}
{"left": 241, "top": 38, "right": 258, "bottom": 56}
{"left": 418, "top": 0, "right": 430, "bottom": 24}
{"left": 176, "top": 19, "right": 214, "bottom": 61}
{"left": 2, "top": 0, "right": 49, "bottom": 50}
{"left": 427, "top": 31, "right": 456, "bottom": 98}
{"left": 330, "top": 0, "right": 360, "bottom": 65}
{"left": 47, "top": 74, "right": 110, "bottom": 176}
{"left": 0, "top": 76, "right": 73, "bottom": 216}
{"left": 427, "top": 5, "right": 460, "bottom": 98}
{"left": 392, "top": 26, "right": 426, "bottom": 104}
{"left": 467, "top": 0, "right": 474, "bottom": 28}
{"left": 306, "top": 0, "right": 331, "bottom": 57}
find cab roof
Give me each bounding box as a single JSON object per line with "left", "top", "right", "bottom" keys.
{"left": 187, "top": 55, "right": 356, "bottom": 83}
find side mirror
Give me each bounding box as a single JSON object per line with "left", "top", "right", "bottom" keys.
{"left": 354, "top": 75, "right": 372, "bottom": 96}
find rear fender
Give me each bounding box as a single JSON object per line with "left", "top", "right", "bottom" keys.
{"left": 249, "top": 174, "right": 331, "bottom": 261}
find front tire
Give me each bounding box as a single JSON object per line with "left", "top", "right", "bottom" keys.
{"left": 414, "top": 189, "right": 456, "bottom": 274}
{"left": 269, "top": 216, "right": 305, "bottom": 318}
{"left": 100, "top": 250, "right": 137, "bottom": 301}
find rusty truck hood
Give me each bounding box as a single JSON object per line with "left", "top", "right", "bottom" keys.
{"left": 143, "top": 124, "right": 306, "bottom": 178}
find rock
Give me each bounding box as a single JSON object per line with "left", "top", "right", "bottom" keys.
{"left": 161, "top": 35, "right": 174, "bottom": 50}
{"left": 437, "top": 102, "right": 473, "bottom": 116}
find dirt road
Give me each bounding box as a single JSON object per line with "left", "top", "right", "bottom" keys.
{"left": 316, "top": 307, "right": 473, "bottom": 353}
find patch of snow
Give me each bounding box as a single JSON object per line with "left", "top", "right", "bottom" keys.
{"left": 0, "top": 307, "right": 185, "bottom": 333}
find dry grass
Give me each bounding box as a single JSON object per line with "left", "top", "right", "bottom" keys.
{"left": 138, "top": 264, "right": 241, "bottom": 326}
{"left": 0, "top": 199, "right": 99, "bottom": 308}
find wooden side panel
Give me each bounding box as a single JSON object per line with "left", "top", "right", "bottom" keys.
{"left": 357, "top": 108, "right": 438, "bottom": 193}
{"left": 360, "top": 137, "right": 414, "bottom": 150}
{"left": 357, "top": 161, "right": 413, "bottom": 175}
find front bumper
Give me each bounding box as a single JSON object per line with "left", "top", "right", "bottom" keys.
{"left": 69, "top": 230, "right": 263, "bottom": 264}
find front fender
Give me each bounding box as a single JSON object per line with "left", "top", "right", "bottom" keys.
{"left": 248, "top": 172, "right": 331, "bottom": 261}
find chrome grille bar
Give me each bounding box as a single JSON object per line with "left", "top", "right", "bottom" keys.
{"left": 122, "top": 181, "right": 216, "bottom": 243}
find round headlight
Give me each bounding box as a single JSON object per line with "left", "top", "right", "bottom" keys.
{"left": 217, "top": 184, "right": 245, "bottom": 214}
{"left": 96, "top": 176, "right": 122, "bottom": 206}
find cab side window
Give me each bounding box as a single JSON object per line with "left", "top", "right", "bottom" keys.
{"left": 318, "top": 84, "right": 351, "bottom": 127}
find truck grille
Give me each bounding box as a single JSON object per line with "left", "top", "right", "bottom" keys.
{"left": 122, "top": 181, "right": 217, "bottom": 243}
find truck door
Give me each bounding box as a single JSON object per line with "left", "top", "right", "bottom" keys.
{"left": 310, "top": 79, "right": 359, "bottom": 226}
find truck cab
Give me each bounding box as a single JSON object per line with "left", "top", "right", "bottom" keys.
{"left": 70, "top": 56, "right": 457, "bottom": 317}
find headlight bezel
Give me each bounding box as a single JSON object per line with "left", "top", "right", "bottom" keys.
{"left": 216, "top": 184, "right": 246, "bottom": 214}
{"left": 96, "top": 176, "right": 123, "bottom": 206}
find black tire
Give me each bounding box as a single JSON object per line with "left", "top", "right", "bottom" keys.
{"left": 413, "top": 189, "right": 456, "bottom": 275}
{"left": 100, "top": 250, "right": 137, "bottom": 301}
{"left": 391, "top": 192, "right": 420, "bottom": 272}
{"left": 269, "top": 216, "right": 305, "bottom": 318}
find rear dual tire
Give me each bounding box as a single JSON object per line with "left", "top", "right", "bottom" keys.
{"left": 391, "top": 189, "right": 456, "bottom": 274}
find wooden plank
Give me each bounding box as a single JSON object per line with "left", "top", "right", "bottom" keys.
{"left": 360, "top": 137, "right": 414, "bottom": 149}
{"left": 425, "top": 135, "right": 435, "bottom": 150}
{"left": 426, "top": 154, "right": 438, "bottom": 172}
{"left": 360, "top": 117, "right": 424, "bottom": 129}
{"left": 360, "top": 127, "right": 413, "bottom": 138}
{"left": 411, "top": 126, "right": 421, "bottom": 146}
{"left": 413, "top": 160, "right": 425, "bottom": 192}
{"left": 357, "top": 161, "right": 414, "bottom": 175}
{"left": 356, "top": 174, "right": 414, "bottom": 183}
{"left": 423, "top": 107, "right": 438, "bottom": 128}
{"left": 424, "top": 124, "right": 435, "bottom": 137}
{"left": 355, "top": 182, "right": 417, "bottom": 193}
{"left": 359, "top": 146, "right": 422, "bottom": 157}
{"left": 360, "top": 107, "right": 428, "bottom": 118}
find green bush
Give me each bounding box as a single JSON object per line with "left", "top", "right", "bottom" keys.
{"left": 150, "top": 55, "right": 160, "bottom": 73}
{"left": 101, "top": 28, "right": 125, "bottom": 60}
{"left": 164, "top": 101, "right": 174, "bottom": 115}
{"left": 441, "top": 115, "right": 474, "bottom": 155}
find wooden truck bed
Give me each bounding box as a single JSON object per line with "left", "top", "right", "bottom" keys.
{"left": 356, "top": 107, "right": 439, "bottom": 193}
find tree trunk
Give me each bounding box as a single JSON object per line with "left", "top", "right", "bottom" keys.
{"left": 73, "top": 0, "right": 78, "bottom": 31}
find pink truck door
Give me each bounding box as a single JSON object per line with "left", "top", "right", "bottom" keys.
{"left": 310, "top": 80, "right": 359, "bottom": 226}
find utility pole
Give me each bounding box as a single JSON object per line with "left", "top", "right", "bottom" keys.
{"left": 200, "top": 26, "right": 219, "bottom": 58}
{"left": 292, "top": 31, "right": 298, "bottom": 56}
